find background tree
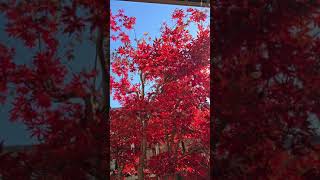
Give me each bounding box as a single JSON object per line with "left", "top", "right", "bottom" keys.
{"left": 212, "top": 0, "right": 320, "bottom": 179}
{"left": 0, "top": 0, "right": 108, "bottom": 179}
{"left": 110, "top": 8, "right": 210, "bottom": 179}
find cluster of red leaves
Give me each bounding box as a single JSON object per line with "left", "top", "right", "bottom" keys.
{"left": 213, "top": 0, "right": 320, "bottom": 179}
{"left": 0, "top": 0, "right": 108, "bottom": 179}
{"left": 110, "top": 8, "right": 210, "bottom": 179}
{"left": 110, "top": 9, "right": 136, "bottom": 43}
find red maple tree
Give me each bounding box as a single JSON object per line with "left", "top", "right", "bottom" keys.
{"left": 3, "top": 0, "right": 319, "bottom": 179}
{"left": 212, "top": 0, "right": 320, "bottom": 179}
{"left": 0, "top": 0, "right": 108, "bottom": 179}
{"left": 110, "top": 8, "right": 210, "bottom": 179}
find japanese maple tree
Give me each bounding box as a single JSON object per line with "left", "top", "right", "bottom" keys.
{"left": 110, "top": 8, "right": 210, "bottom": 179}
{"left": 0, "top": 0, "right": 108, "bottom": 179}
{"left": 212, "top": 0, "right": 320, "bottom": 179}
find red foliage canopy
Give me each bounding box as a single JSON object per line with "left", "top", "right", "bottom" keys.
{"left": 0, "top": 0, "right": 108, "bottom": 179}
{"left": 213, "top": 0, "right": 320, "bottom": 179}
{"left": 110, "top": 8, "right": 210, "bottom": 179}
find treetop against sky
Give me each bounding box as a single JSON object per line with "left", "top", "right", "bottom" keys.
{"left": 110, "top": 0, "right": 209, "bottom": 108}
{"left": 0, "top": 0, "right": 209, "bottom": 145}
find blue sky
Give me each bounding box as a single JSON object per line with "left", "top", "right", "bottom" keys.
{"left": 110, "top": 0, "right": 209, "bottom": 108}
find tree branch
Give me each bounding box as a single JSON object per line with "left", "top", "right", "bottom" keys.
{"left": 97, "top": 24, "right": 108, "bottom": 114}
